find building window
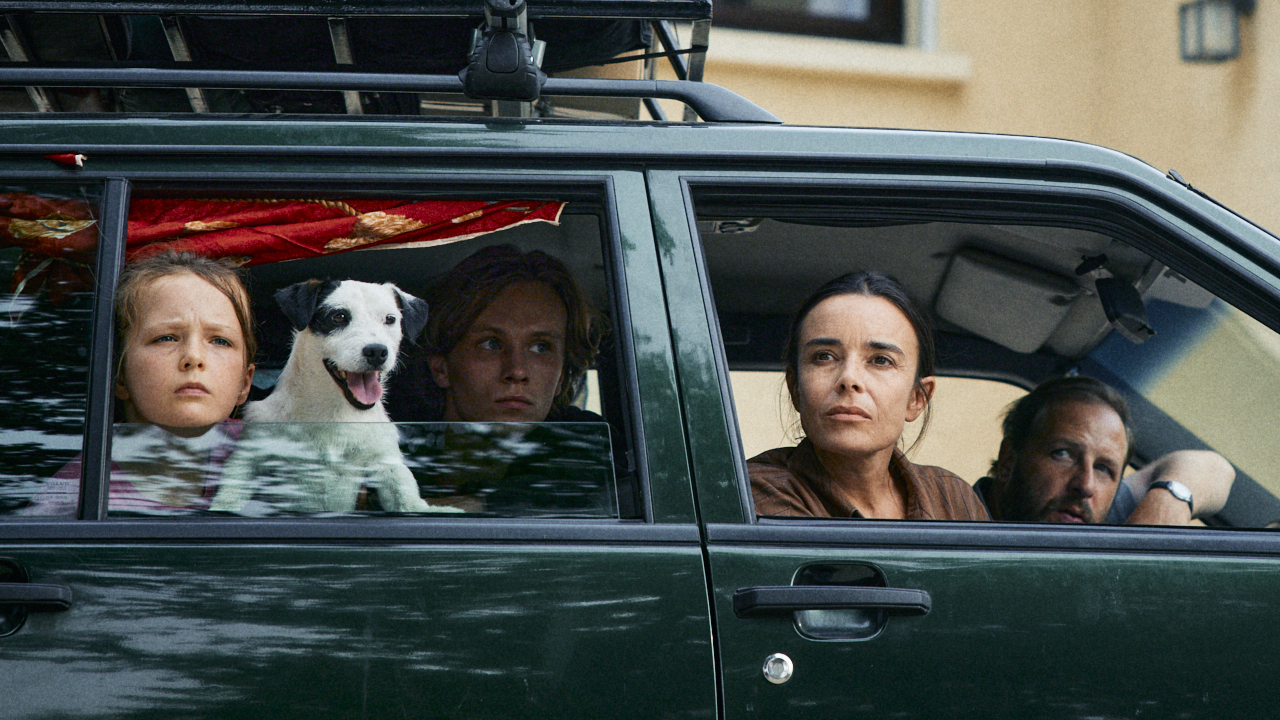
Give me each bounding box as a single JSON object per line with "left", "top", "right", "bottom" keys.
{"left": 714, "top": 0, "right": 905, "bottom": 43}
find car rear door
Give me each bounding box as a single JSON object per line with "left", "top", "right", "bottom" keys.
{"left": 648, "top": 146, "right": 1280, "bottom": 720}
{"left": 0, "top": 146, "right": 715, "bottom": 719}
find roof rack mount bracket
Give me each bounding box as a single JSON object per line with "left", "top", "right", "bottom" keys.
{"left": 460, "top": 0, "right": 547, "bottom": 105}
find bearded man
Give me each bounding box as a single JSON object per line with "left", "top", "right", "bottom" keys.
{"left": 975, "top": 376, "right": 1234, "bottom": 525}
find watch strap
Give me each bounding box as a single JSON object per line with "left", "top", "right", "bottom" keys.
{"left": 1151, "top": 479, "right": 1193, "bottom": 516}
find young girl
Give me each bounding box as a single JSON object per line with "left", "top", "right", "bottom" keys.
{"left": 25, "top": 251, "right": 256, "bottom": 515}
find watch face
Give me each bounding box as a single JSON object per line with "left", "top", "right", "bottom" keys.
{"left": 1155, "top": 480, "right": 1193, "bottom": 504}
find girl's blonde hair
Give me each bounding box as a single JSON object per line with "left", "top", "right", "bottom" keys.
{"left": 115, "top": 251, "right": 257, "bottom": 380}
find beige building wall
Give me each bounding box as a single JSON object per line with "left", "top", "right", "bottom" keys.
{"left": 669, "top": 0, "right": 1280, "bottom": 233}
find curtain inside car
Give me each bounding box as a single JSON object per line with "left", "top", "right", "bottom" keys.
{"left": 1, "top": 193, "right": 565, "bottom": 299}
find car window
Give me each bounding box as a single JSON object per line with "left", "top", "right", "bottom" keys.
{"left": 13, "top": 420, "right": 614, "bottom": 517}
{"left": 6, "top": 190, "right": 635, "bottom": 519}
{"left": 0, "top": 185, "right": 102, "bottom": 518}
{"left": 1091, "top": 295, "right": 1280, "bottom": 500}
{"left": 694, "top": 193, "right": 1280, "bottom": 527}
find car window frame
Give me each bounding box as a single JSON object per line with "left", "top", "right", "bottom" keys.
{"left": 0, "top": 162, "right": 694, "bottom": 537}
{"left": 651, "top": 164, "right": 1280, "bottom": 551}
{"left": 0, "top": 178, "right": 121, "bottom": 519}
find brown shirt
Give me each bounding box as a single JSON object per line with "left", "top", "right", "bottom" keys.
{"left": 749, "top": 439, "right": 990, "bottom": 521}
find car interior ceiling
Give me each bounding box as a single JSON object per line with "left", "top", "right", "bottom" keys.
{"left": 702, "top": 217, "right": 1161, "bottom": 360}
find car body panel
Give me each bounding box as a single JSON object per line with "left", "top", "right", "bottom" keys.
{"left": 0, "top": 160, "right": 715, "bottom": 717}
{"left": 707, "top": 524, "right": 1280, "bottom": 720}
{"left": 2, "top": 110, "right": 1280, "bottom": 719}
{"left": 0, "top": 534, "right": 715, "bottom": 719}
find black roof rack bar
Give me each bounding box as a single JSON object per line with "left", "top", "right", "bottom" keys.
{"left": 158, "top": 14, "right": 208, "bottom": 112}
{"left": 642, "top": 96, "right": 667, "bottom": 121}
{"left": 0, "top": 0, "right": 712, "bottom": 21}
{"left": 680, "top": 18, "right": 707, "bottom": 119}
{"left": 0, "top": 13, "right": 53, "bottom": 110}
{"left": 0, "top": 67, "right": 783, "bottom": 122}
{"left": 640, "top": 23, "right": 667, "bottom": 121}
{"left": 547, "top": 77, "right": 780, "bottom": 123}
{"left": 326, "top": 17, "right": 365, "bottom": 114}
{"left": 652, "top": 19, "right": 689, "bottom": 81}
{"left": 684, "top": 19, "right": 708, "bottom": 82}
{"left": 649, "top": 18, "right": 707, "bottom": 120}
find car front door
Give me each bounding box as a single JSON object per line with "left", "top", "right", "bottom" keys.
{"left": 649, "top": 152, "right": 1280, "bottom": 719}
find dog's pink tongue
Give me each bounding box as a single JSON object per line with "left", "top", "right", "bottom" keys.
{"left": 347, "top": 371, "right": 383, "bottom": 405}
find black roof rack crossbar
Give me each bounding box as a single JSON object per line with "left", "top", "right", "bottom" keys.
{"left": 0, "top": 0, "right": 712, "bottom": 21}
{"left": 0, "top": 13, "right": 54, "bottom": 110}
{"left": 0, "top": 66, "right": 783, "bottom": 122}
{"left": 652, "top": 19, "right": 689, "bottom": 80}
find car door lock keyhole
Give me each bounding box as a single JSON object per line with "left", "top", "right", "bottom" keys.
{"left": 763, "top": 653, "right": 793, "bottom": 684}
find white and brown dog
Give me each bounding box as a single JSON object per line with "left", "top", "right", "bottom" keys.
{"left": 212, "top": 279, "right": 458, "bottom": 513}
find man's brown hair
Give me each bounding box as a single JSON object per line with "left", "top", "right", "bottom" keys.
{"left": 992, "top": 375, "right": 1134, "bottom": 476}
{"left": 423, "top": 244, "right": 600, "bottom": 415}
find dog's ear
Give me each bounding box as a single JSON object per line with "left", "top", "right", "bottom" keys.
{"left": 274, "top": 280, "right": 329, "bottom": 331}
{"left": 395, "top": 288, "right": 430, "bottom": 342}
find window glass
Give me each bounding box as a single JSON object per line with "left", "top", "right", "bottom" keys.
{"left": 714, "top": 0, "right": 904, "bottom": 42}
{"left": 99, "top": 194, "right": 628, "bottom": 519}
{"left": 90, "top": 421, "right": 613, "bottom": 517}
{"left": 1090, "top": 284, "right": 1280, "bottom": 498}
{"left": 696, "top": 200, "right": 1278, "bottom": 528}
{"left": 0, "top": 185, "right": 102, "bottom": 517}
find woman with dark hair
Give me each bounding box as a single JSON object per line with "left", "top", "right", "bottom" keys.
{"left": 750, "top": 271, "right": 988, "bottom": 521}
{"left": 389, "top": 243, "right": 601, "bottom": 423}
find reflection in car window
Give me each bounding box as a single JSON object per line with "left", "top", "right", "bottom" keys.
{"left": 6, "top": 191, "right": 637, "bottom": 520}
{"left": 0, "top": 186, "right": 101, "bottom": 518}
{"left": 83, "top": 422, "right": 616, "bottom": 518}
{"left": 1091, "top": 287, "right": 1280, "bottom": 497}
{"left": 124, "top": 194, "right": 631, "bottom": 519}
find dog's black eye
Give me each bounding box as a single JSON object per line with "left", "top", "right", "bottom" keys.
{"left": 385, "top": 315, "right": 396, "bottom": 326}
{"left": 332, "top": 310, "right": 350, "bottom": 324}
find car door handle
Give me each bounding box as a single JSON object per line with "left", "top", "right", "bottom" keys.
{"left": 0, "top": 583, "right": 73, "bottom": 611}
{"left": 733, "top": 586, "right": 930, "bottom": 618}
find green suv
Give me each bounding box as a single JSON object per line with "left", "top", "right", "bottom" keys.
{"left": 2, "top": 2, "right": 1280, "bottom": 718}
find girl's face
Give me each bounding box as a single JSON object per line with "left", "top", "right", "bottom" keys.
{"left": 115, "top": 273, "right": 255, "bottom": 437}
{"left": 789, "top": 293, "right": 933, "bottom": 461}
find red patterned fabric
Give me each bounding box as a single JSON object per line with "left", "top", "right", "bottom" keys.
{"left": 0, "top": 193, "right": 100, "bottom": 302}
{"left": 1, "top": 193, "right": 566, "bottom": 296}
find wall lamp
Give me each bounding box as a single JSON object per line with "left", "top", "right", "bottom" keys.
{"left": 1180, "top": 0, "right": 1256, "bottom": 62}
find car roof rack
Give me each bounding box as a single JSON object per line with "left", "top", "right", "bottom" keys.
{"left": 0, "top": 0, "right": 783, "bottom": 123}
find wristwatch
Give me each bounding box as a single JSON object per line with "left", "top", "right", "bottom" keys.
{"left": 1151, "top": 480, "right": 1194, "bottom": 516}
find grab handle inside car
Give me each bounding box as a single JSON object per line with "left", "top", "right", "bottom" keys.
{"left": 732, "top": 586, "right": 930, "bottom": 618}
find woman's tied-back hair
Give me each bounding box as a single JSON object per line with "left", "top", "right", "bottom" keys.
{"left": 782, "top": 270, "right": 937, "bottom": 452}
{"left": 115, "top": 250, "right": 257, "bottom": 380}
{"left": 424, "top": 244, "right": 601, "bottom": 414}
